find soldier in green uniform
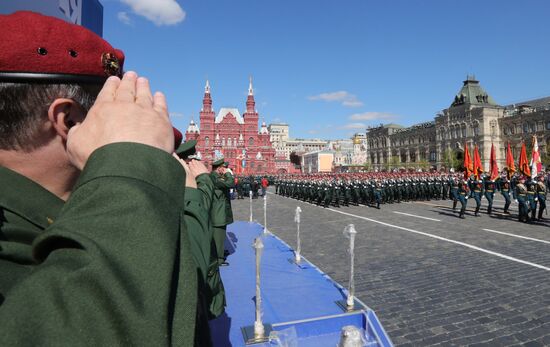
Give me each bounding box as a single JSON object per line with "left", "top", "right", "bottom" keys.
{"left": 497, "top": 171, "right": 512, "bottom": 214}
{"left": 0, "top": 12, "right": 201, "bottom": 344}
{"left": 516, "top": 176, "right": 529, "bottom": 223}
{"left": 176, "top": 141, "right": 228, "bottom": 330}
{"left": 526, "top": 178, "right": 538, "bottom": 222}
{"left": 176, "top": 141, "right": 213, "bottom": 283}
{"left": 235, "top": 175, "right": 244, "bottom": 199}
{"left": 535, "top": 174, "right": 547, "bottom": 220}
{"left": 434, "top": 176, "right": 443, "bottom": 200}
{"left": 374, "top": 179, "right": 383, "bottom": 209}
{"left": 469, "top": 175, "right": 484, "bottom": 217}
{"left": 483, "top": 174, "right": 496, "bottom": 214}
{"left": 449, "top": 175, "right": 460, "bottom": 211}
{"left": 210, "top": 158, "right": 235, "bottom": 268}
{"left": 457, "top": 179, "right": 470, "bottom": 219}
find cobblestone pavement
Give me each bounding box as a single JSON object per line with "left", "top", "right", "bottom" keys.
{"left": 230, "top": 188, "right": 550, "bottom": 347}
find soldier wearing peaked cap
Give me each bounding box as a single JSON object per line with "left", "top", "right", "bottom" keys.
{"left": 208, "top": 157, "right": 234, "bottom": 317}
{"left": 210, "top": 158, "right": 235, "bottom": 265}
{"left": 535, "top": 174, "right": 547, "bottom": 220}
{"left": 0, "top": 11, "right": 204, "bottom": 346}
{"left": 526, "top": 177, "right": 538, "bottom": 222}
{"left": 176, "top": 139, "right": 198, "bottom": 158}
{"left": 516, "top": 176, "right": 529, "bottom": 223}
{"left": 176, "top": 140, "right": 227, "bottom": 330}
{"left": 209, "top": 158, "right": 234, "bottom": 318}
{"left": 468, "top": 175, "right": 483, "bottom": 216}
{"left": 483, "top": 174, "right": 496, "bottom": 214}
{"left": 457, "top": 179, "right": 470, "bottom": 219}
{"left": 497, "top": 170, "right": 512, "bottom": 214}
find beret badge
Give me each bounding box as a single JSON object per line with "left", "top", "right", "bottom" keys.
{"left": 102, "top": 53, "right": 121, "bottom": 77}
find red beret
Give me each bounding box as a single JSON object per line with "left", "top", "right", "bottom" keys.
{"left": 173, "top": 128, "right": 183, "bottom": 149}
{"left": 0, "top": 11, "right": 124, "bottom": 84}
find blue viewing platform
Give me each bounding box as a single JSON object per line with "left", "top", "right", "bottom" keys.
{"left": 209, "top": 221, "right": 393, "bottom": 347}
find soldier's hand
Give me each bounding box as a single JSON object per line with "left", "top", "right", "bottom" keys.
{"left": 188, "top": 160, "right": 209, "bottom": 177}
{"left": 173, "top": 154, "right": 197, "bottom": 188}
{"left": 67, "top": 72, "right": 174, "bottom": 170}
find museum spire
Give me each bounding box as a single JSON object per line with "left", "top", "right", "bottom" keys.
{"left": 248, "top": 76, "right": 254, "bottom": 96}
{"left": 202, "top": 79, "right": 213, "bottom": 112}
{"left": 246, "top": 76, "right": 256, "bottom": 113}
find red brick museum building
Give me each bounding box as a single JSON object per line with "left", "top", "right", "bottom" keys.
{"left": 185, "top": 79, "right": 276, "bottom": 174}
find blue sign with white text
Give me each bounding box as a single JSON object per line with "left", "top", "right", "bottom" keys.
{"left": 0, "top": 0, "right": 103, "bottom": 37}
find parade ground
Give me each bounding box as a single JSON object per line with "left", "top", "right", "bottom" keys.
{"left": 231, "top": 189, "right": 550, "bottom": 346}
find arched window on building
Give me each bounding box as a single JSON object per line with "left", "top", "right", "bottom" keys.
{"left": 523, "top": 122, "right": 529, "bottom": 133}
{"left": 205, "top": 136, "right": 210, "bottom": 146}
{"left": 472, "top": 123, "right": 479, "bottom": 136}
{"left": 546, "top": 121, "right": 550, "bottom": 130}
{"left": 249, "top": 137, "right": 254, "bottom": 146}
{"left": 410, "top": 150, "right": 416, "bottom": 162}
{"left": 221, "top": 137, "right": 225, "bottom": 146}
{"left": 429, "top": 150, "right": 436, "bottom": 162}
{"left": 461, "top": 125, "right": 466, "bottom": 138}
{"left": 227, "top": 138, "right": 231, "bottom": 147}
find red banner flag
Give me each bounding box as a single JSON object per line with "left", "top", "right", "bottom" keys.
{"left": 473, "top": 144, "right": 483, "bottom": 179}
{"left": 506, "top": 142, "right": 516, "bottom": 178}
{"left": 530, "top": 135, "right": 542, "bottom": 178}
{"left": 518, "top": 141, "right": 531, "bottom": 177}
{"left": 489, "top": 143, "right": 499, "bottom": 180}
{"left": 463, "top": 141, "right": 473, "bottom": 179}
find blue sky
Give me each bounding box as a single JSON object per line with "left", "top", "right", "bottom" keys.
{"left": 101, "top": 0, "right": 550, "bottom": 140}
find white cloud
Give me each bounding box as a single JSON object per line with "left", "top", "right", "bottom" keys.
{"left": 120, "top": 0, "right": 186, "bottom": 26}
{"left": 339, "top": 123, "right": 366, "bottom": 130}
{"left": 342, "top": 99, "right": 364, "bottom": 107}
{"left": 308, "top": 91, "right": 363, "bottom": 108}
{"left": 117, "top": 11, "right": 132, "bottom": 25}
{"left": 348, "top": 112, "right": 396, "bottom": 121}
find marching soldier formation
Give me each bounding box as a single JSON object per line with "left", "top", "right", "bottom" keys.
{"left": 274, "top": 170, "right": 548, "bottom": 223}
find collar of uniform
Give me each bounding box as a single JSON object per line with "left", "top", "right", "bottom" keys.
{"left": 0, "top": 166, "right": 64, "bottom": 229}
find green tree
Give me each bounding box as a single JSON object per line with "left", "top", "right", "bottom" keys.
{"left": 388, "top": 155, "right": 400, "bottom": 170}
{"left": 442, "top": 149, "right": 460, "bottom": 170}
{"left": 417, "top": 159, "right": 430, "bottom": 171}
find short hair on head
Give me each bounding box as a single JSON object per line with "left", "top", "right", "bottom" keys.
{"left": 0, "top": 82, "right": 100, "bottom": 151}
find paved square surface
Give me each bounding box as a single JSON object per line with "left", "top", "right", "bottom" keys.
{"left": 230, "top": 188, "right": 550, "bottom": 346}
